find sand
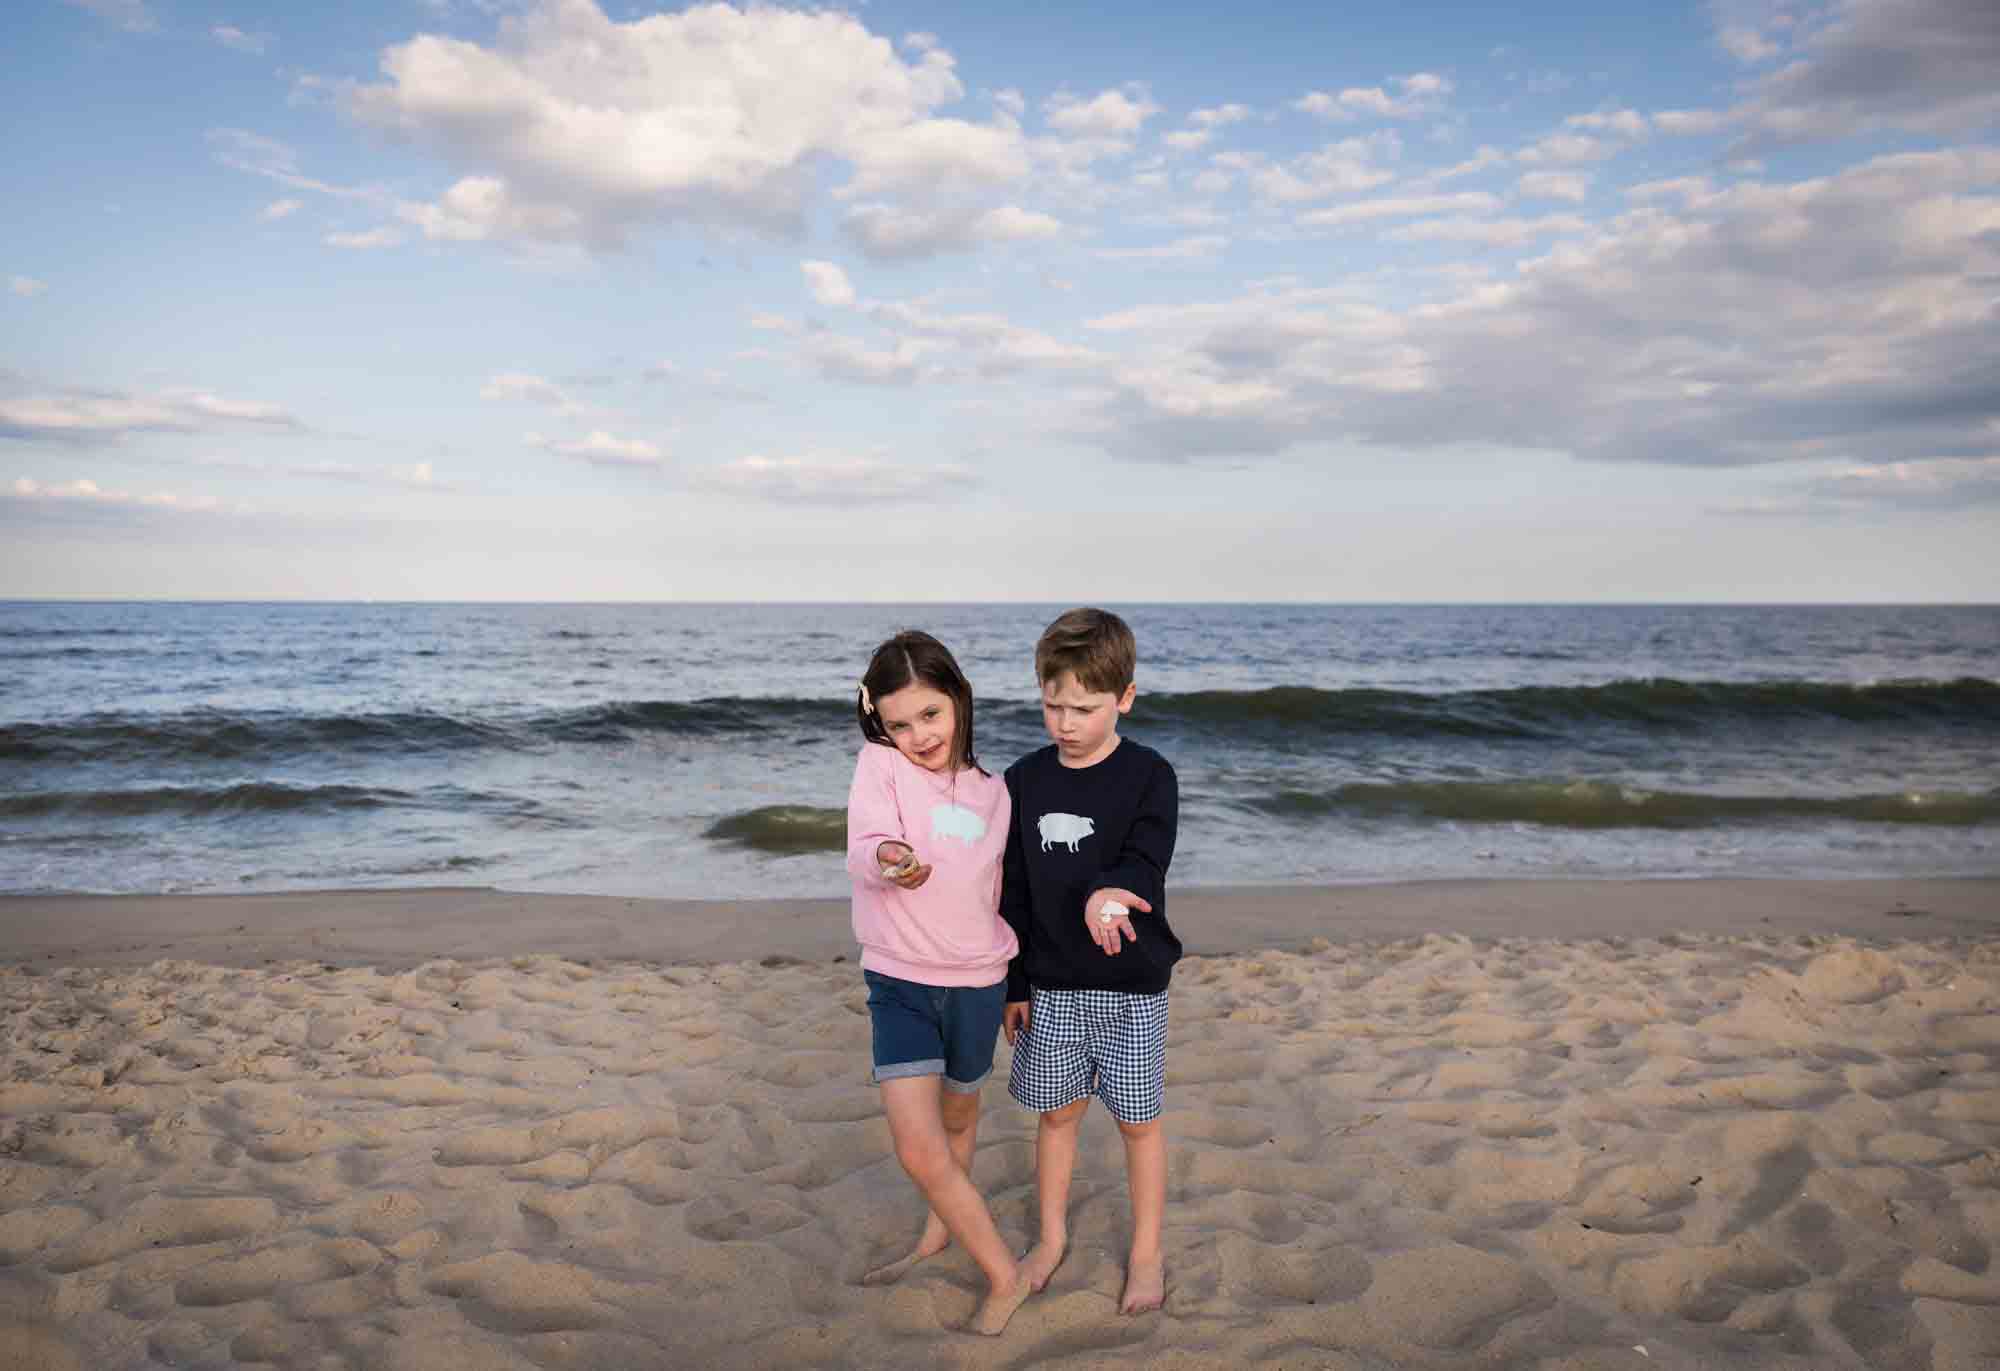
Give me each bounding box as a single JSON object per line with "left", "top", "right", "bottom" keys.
{"left": 1, "top": 878, "right": 1996, "bottom": 1370}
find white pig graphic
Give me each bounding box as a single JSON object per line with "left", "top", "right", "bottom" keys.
{"left": 1038, "top": 812, "right": 1094, "bottom": 852}
{"left": 930, "top": 803, "right": 987, "bottom": 845}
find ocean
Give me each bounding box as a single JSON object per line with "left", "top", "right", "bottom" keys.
{"left": 2, "top": 601, "right": 1996, "bottom": 898}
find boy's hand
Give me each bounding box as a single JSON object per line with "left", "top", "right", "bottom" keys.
{"left": 1087, "top": 888, "right": 1149, "bottom": 956}
{"left": 877, "top": 842, "right": 931, "bottom": 890}
{"left": 1003, "top": 1000, "right": 1030, "bottom": 1044}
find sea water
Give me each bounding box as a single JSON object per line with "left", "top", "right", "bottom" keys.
{"left": 3, "top": 601, "right": 1996, "bottom": 897}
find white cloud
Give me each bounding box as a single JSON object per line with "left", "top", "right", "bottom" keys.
{"left": 841, "top": 118, "right": 1031, "bottom": 199}
{"left": 1654, "top": 108, "right": 1732, "bottom": 137}
{"left": 868, "top": 302, "right": 1104, "bottom": 374}
{"left": 259, "top": 199, "right": 304, "bottom": 221}
{"left": 1192, "top": 104, "right": 1253, "bottom": 129}
{"left": 695, "top": 454, "right": 977, "bottom": 505}
{"left": 479, "top": 373, "right": 578, "bottom": 412}
{"left": 1298, "top": 192, "right": 1502, "bottom": 228}
{"left": 1295, "top": 73, "right": 1452, "bottom": 122}
{"left": 801, "top": 260, "right": 857, "bottom": 308}
{"left": 212, "top": 24, "right": 270, "bottom": 54}
{"left": 1565, "top": 109, "right": 1649, "bottom": 139}
{"left": 9, "top": 276, "right": 47, "bottom": 297}
{"left": 325, "top": 226, "right": 405, "bottom": 249}
{"left": 346, "top": 1, "right": 1034, "bottom": 255}
{"left": 1072, "top": 149, "right": 2000, "bottom": 471}
{"left": 181, "top": 392, "right": 293, "bottom": 425}
{"left": 1235, "top": 132, "right": 1403, "bottom": 204}
{"left": 1045, "top": 88, "right": 1160, "bottom": 137}
{"left": 1516, "top": 132, "right": 1615, "bottom": 165}
{"left": 534, "top": 430, "right": 663, "bottom": 466}
{"left": 804, "top": 333, "right": 938, "bottom": 386}
{"left": 208, "top": 128, "right": 386, "bottom": 205}
{"left": 1809, "top": 457, "right": 2000, "bottom": 509}
{"left": 213, "top": 456, "right": 454, "bottom": 492}
{"left": 1625, "top": 176, "right": 1714, "bottom": 206}
{"left": 7, "top": 477, "right": 239, "bottom": 515}
{"left": 63, "top": 0, "right": 154, "bottom": 32}
{"left": 1388, "top": 214, "right": 1591, "bottom": 246}
{"left": 1097, "top": 235, "right": 1228, "bottom": 261}
{"left": 1736, "top": 0, "right": 2000, "bottom": 144}
{"left": 1434, "top": 146, "right": 1509, "bottom": 181}
{"left": 841, "top": 204, "right": 1060, "bottom": 261}
{"left": 1718, "top": 25, "right": 1782, "bottom": 63}
{"left": 1165, "top": 103, "right": 1255, "bottom": 154}
{"left": 0, "top": 385, "right": 300, "bottom": 444}
{"left": 1515, "top": 172, "right": 1591, "bottom": 203}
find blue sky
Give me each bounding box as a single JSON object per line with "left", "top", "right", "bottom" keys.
{"left": 4, "top": 0, "right": 1996, "bottom": 601}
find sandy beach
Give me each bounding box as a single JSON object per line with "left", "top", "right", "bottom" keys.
{"left": 2, "top": 878, "right": 1996, "bottom": 1370}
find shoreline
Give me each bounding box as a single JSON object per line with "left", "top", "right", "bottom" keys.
{"left": 3, "top": 875, "right": 1995, "bottom": 970}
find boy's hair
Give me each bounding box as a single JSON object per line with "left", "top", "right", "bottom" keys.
{"left": 858, "top": 630, "right": 981, "bottom": 773}
{"left": 1035, "top": 608, "right": 1137, "bottom": 695}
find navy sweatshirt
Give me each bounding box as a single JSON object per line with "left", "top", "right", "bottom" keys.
{"left": 1000, "top": 738, "right": 1181, "bottom": 1001}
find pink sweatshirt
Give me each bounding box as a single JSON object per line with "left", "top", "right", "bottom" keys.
{"left": 846, "top": 743, "right": 1018, "bottom": 987}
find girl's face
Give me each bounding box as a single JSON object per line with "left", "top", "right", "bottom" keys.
{"left": 874, "top": 682, "right": 959, "bottom": 773}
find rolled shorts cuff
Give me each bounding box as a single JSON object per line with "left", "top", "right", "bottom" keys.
{"left": 874, "top": 1057, "right": 945, "bottom": 1084}
{"left": 942, "top": 1067, "right": 991, "bottom": 1094}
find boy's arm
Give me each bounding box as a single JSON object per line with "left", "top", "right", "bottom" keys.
{"left": 1095, "top": 755, "right": 1178, "bottom": 914}
{"left": 999, "top": 764, "right": 1034, "bottom": 1003}
{"left": 844, "top": 747, "right": 907, "bottom": 885}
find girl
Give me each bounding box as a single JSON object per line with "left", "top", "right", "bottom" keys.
{"left": 847, "top": 630, "right": 1030, "bottom": 1335}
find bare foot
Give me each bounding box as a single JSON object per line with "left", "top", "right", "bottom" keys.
{"left": 1019, "top": 1237, "right": 1067, "bottom": 1292}
{"left": 860, "top": 1220, "right": 949, "bottom": 1286}
{"left": 968, "top": 1272, "right": 1033, "bottom": 1336}
{"left": 1119, "top": 1253, "right": 1164, "bottom": 1315}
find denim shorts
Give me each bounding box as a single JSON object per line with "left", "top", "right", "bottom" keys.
{"left": 864, "top": 970, "right": 1007, "bottom": 1093}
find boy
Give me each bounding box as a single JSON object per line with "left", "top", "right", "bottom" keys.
{"left": 1000, "top": 607, "right": 1181, "bottom": 1316}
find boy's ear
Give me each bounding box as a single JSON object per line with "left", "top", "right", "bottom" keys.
{"left": 1116, "top": 682, "right": 1137, "bottom": 714}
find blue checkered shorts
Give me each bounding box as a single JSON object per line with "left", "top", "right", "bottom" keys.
{"left": 1007, "top": 987, "right": 1168, "bottom": 1124}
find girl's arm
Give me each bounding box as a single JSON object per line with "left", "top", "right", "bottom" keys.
{"left": 846, "top": 745, "right": 910, "bottom": 885}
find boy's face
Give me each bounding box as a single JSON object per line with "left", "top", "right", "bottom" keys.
{"left": 1040, "top": 670, "right": 1135, "bottom": 769}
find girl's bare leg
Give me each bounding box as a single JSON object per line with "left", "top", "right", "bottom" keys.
{"left": 861, "top": 1086, "right": 981, "bottom": 1283}
{"left": 869, "top": 1076, "right": 1031, "bottom": 1335}
{"left": 1021, "top": 1096, "right": 1089, "bottom": 1290}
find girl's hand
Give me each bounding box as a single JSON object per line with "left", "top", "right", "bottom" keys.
{"left": 876, "top": 842, "right": 932, "bottom": 890}
{"left": 1087, "top": 888, "right": 1149, "bottom": 955}
{"left": 1003, "top": 1000, "right": 1031, "bottom": 1045}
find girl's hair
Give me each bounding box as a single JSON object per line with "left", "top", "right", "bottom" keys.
{"left": 858, "top": 630, "right": 982, "bottom": 774}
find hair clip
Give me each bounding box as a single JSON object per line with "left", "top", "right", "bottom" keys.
{"left": 859, "top": 683, "right": 874, "bottom": 714}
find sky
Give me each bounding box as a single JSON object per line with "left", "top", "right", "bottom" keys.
{"left": 2, "top": 0, "right": 1997, "bottom": 602}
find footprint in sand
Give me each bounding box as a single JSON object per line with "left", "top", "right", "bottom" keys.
{"left": 1358, "top": 1244, "right": 1555, "bottom": 1351}
{"left": 1218, "top": 1232, "right": 1373, "bottom": 1305}
{"left": 684, "top": 1190, "right": 810, "bottom": 1242}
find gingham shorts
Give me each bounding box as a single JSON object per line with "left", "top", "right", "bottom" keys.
{"left": 1007, "top": 987, "right": 1168, "bottom": 1124}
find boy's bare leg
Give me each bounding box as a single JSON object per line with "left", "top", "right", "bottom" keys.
{"left": 1022, "top": 1097, "right": 1089, "bottom": 1290}
{"left": 871, "top": 1077, "right": 1031, "bottom": 1335}
{"left": 861, "top": 1086, "right": 981, "bottom": 1284}
{"left": 1115, "top": 1115, "right": 1166, "bottom": 1314}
